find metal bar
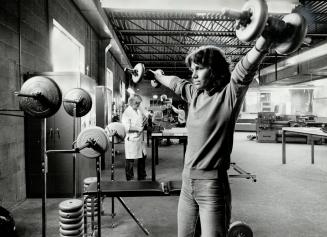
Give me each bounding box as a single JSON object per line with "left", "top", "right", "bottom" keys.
{"left": 112, "top": 15, "right": 233, "bottom": 21}
{"left": 96, "top": 156, "right": 102, "bottom": 237}
{"left": 311, "top": 135, "right": 315, "bottom": 164}
{"left": 117, "top": 197, "right": 150, "bottom": 235}
{"left": 126, "top": 43, "right": 252, "bottom": 48}
{"left": 152, "top": 136, "right": 155, "bottom": 181}
{"left": 119, "top": 29, "right": 235, "bottom": 36}
{"left": 282, "top": 130, "right": 286, "bottom": 164}
{"left": 42, "top": 119, "right": 47, "bottom": 237}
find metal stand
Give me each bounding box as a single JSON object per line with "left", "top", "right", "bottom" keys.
{"left": 72, "top": 105, "right": 77, "bottom": 198}
{"left": 96, "top": 155, "right": 102, "bottom": 237}
{"left": 42, "top": 118, "right": 47, "bottom": 237}
{"left": 109, "top": 135, "right": 150, "bottom": 235}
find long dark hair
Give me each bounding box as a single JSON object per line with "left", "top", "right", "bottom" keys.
{"left": 185, "top": 45, "right": 231, "bottom": 91}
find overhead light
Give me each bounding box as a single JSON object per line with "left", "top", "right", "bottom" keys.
{"left": 153, "top": 95, "right": 158, "bottom": 99}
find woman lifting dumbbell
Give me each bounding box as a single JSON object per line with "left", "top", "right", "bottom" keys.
{"left": 148, "top": 16, "right": 304, "bottom": 237}
{"left": 123, "top": 0, "right": 307, "bottom": 235}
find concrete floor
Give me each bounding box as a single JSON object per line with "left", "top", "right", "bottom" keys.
{"left": 11, "top": 132, "right": 327, "bottom": 237}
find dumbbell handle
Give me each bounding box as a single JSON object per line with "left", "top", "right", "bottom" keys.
{"left": 14, "top": 91, "right": 42, "bottom": 98}
{"left": 124, "top": 67, "right": 139, "bottom": 76}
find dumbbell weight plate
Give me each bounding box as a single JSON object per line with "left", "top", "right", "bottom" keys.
{"left": 132, "top": 63, "right": 145, "bottom": 83}
{"left": 236, "top": 0, "right": 268, "bottom": 42}
{"left": 228, "top": 221, "right": 253, "bottom": 237}
{"left": 275, "top": 13, "right": 307, "bottom": 55}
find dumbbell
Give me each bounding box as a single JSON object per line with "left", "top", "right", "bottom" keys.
{"left": 124, "top": 63, "right": 161, "bottom": 88}
{"left": 222, "top": 0, "right": 307, "bottom": 55}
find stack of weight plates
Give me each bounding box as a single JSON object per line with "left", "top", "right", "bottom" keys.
{"left": 58, "top": 199, "right": 84, "bottom": 237}
{"left": 83, "top": 177, "right": 99, "bottom": 219}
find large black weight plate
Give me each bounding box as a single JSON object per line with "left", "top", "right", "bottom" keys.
{"left": 63, "top": 88, "right": 92, "bottom": 117}
{"left": 228, "top": 221, "right": 253, "bottom": 237}
{"left": 19, "top": 76, "right": 62, "bottom": 118}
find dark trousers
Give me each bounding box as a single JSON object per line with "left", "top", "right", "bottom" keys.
{"left": 125, "top": 155, "right": 147, "bottom": 181}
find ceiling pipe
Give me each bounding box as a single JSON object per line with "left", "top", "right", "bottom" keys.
{"left": 72, "top": 0, "right": 131, "bottom": 69}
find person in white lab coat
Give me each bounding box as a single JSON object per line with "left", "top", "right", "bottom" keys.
{"left": 122, "top": 94, "right": 147, "bottom": 181}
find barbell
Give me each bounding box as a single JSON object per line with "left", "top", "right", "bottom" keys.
{"left": 222, "top": 0, "right": 307, "bottom": 54}
{"left": 15, "top": 76, "right": 62, "bottom": 118}
{"left": 124, "top": 63, "right": 161, "bottom": 88}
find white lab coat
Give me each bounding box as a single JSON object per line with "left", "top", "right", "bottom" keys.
{"left": 122, "top": 106, "right": 147, "bottom": 159}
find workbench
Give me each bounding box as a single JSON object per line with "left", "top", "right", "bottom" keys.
{"left": 282, "top": 127, "right": 327, "bottom": 164}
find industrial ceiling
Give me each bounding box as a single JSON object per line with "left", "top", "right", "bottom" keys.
{"left": 74, "top": 0, "right": 327, "bottom": 99}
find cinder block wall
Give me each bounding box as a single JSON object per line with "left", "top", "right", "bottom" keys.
{"left": 0, "top": 0, "right": 109, "bottom": 209}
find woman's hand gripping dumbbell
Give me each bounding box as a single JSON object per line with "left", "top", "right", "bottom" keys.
{"left": 124, "top": 63, "right": 165, "bottom": 88}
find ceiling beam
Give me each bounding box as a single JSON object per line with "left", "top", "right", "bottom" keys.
{"left": 119, "top": 30, "right": 235, "bottom": 36}
{"left": 126, "top": 43, "right": 252, "bottom": 48}
{"left": 109, "top": 15, "right": 232, "bottom": 21}
{"left": 129, "top": 52, "right": 286, "bottom": 58}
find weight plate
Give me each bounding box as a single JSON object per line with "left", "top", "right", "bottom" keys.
{"left": 18, "top": 76, "right": 62, "bottom": 118}
{"left": 132, "top": 63, "right": 145, "bottom": 83}
{"left": 228, "top": 221, "right": 253, "bottom": 237}
{"left": 59, "top": 199, "right": 83, "bottom": 212}
{"left": 275, "top": 13, "right": 307, "bottom": 55}
{"left": 105, "top": 122, "right": 126, "bottom": 144}
{"left": 236, "top": 0, "right": 268, "bottom": 42}
{"left": 76, "top": 126, "right": 109, "bottom": 158}
{"left": 63, "top": 88, "right": 92, "bottom": 117}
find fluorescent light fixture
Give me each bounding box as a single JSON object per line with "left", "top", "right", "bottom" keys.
{"left": 100, "top": 0, "right": 298, "bottom": 13}
{"left": 127, "top": 87, "right": 135, "bottom": 94}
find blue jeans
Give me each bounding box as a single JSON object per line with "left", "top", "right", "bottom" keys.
{"left": 177, "top": 173, "right": 231, "bottom": 237}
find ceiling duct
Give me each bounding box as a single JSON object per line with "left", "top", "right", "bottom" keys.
{"left": 258, "top": 40, "right": 327, "bottom": 86}
{"left": 72, "top": 0, "right": 131, "bottom": 69}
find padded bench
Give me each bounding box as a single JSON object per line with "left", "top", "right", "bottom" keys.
{"left": 84, "top": 180, "right": 182, "bottom": 197}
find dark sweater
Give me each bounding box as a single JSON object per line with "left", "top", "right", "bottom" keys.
{"left": 169, "top": 54, "right": 262, "bottom": 179}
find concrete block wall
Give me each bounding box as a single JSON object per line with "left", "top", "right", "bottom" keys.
{"left": 0, "top": 0, "right": 118, "bottom": 209}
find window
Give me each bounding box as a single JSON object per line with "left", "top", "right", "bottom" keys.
{"left": 51, "top": 19, "right": 85, "bottom": 73}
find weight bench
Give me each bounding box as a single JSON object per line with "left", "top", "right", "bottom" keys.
{"left": 83, "top": 180, "right": 182, "bottom": 236}
{"left": 84, "top": 180, "right": 182, "bottom": 197}
{"left": 82, "top": 164, "right": 256, "bottom": 236}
